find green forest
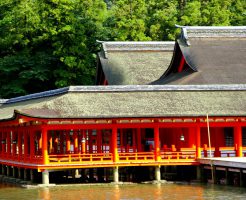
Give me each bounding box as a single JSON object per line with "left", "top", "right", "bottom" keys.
{"left": 0, "top": 0, "right": 245, "bottom": 98}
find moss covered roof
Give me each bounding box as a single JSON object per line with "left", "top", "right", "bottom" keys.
{"left": 156, "top": 26, "right": 246, "bottom": 85}
{"left": 98, "top": 41, "right": 174, "bottom": 85}
{"left": 1, "top": 85, "right": 246, "bottom": 120}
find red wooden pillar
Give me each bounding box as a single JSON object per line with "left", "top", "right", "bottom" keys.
{"left": 154, "top": 126, "right": 161, "bottom": 161}
{"left": 1, "top": 130, "right": 6, "bottom": 157}
{"left": 88, "top": 130, "right": 93, "bottom": 153}
{"left": 7, "top": 128, "right": 11, "bottom": 157}
{"left": 81, "top": 130, "right": 86, "bottom": 154}
{"left": 53, "top": 132, "right": 58, "bottom": 154}
{"left": 196, "top": 126, "right": 201, "bottom": 158}
{"left": 60, "top": 131, "right": 64, "bottom": 154}
{"left": 97, "top": 130, "right": 102, "bottom": 153}
{"left": 137, "top": 128, "right": 142, "bottom": 152}
{"left": 66, "top": 131, "right": 71, "bottom": 154}
{"left": 188, "top": 127, "right": 196, "bottom": 147}
{"left": 73, "top": 131, "right": 78, "bottom": 154}
{"left": 120, "top": 129, "right": 123, "bottom": 152}
{"left": 24, "top": 131, "right": 29, "bottom": 161}
{"left": 0, "top": 129, "right": 2, "bottom": 155}
{"left": 235, "top": 126, "right": 243, "bottom": 157}
{"left": 18, "top": 131, "right": 22, "bottom": 160}
{"left": 12, "top": 130, "right": 17, "bottom": 156}
{"left": 30, "top": 130, "right": 35, "bottom": 161}
{"left": 112, "top": 126, "right": 118, "bottom": 162}
{"left": 42, "top": 127, "right": 49, "bottom": 164}
{"left": 49, "top": 132, "right": 53, "bottom": 154}
{"left": 132, "top": 129, "right": 136, "bottom": 152}
{"left": 38, "top": 133, "right": 42, "bottom": 154}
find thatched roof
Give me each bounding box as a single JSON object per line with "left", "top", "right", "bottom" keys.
{"left": 1, "top": 85, "right": 246, "bottom": 120}
{"left": 155, "top": 26, "right": 246, "bottom": 85}
{"left": 1, "top": 27, "right": 246, "bottom": 122}
{"left": 97, "top": 41, "right": 174, "bottom": 85}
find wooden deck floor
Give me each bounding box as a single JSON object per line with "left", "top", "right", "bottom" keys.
{"left": 198, "top": 157, "right": 246, "bottom": 168}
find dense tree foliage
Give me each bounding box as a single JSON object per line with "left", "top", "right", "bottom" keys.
{"left": 0, "top": 0, "right": 245, "bottom": 98}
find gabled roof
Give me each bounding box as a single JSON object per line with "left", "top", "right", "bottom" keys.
{"left": 97, "top": 41, "right": 174, "bottom": 85}
{"left": 1, "top": 85, "right": 246, "bottom": 121}
{"left": 154, "top": 26, "right": 246, "bottom": 85}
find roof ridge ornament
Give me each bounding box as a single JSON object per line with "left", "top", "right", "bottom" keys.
{"left": 175, "top": 25, "right": 190, "bottom": 46}
{"left": 96, "top": 40, "right": 108, "bottom": 59}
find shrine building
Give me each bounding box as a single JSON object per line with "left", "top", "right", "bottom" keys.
{"left": 0, "top": 26, "right": 245, "bottom": 185}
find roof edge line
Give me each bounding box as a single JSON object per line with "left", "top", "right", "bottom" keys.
{"left": 4, "top": 87, "right": 69, "bottom": 105}
{"left": 68, "top": 85, "right": 246, "bottom": 92}
{"left": 3, "top": 84, "right": 246, "bottom": 105}
{"left": 175, "top": 25, "right": 246, "bottom": 30}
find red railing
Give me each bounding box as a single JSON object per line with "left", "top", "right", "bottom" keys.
{"left": 49, "top": 153, "right": 113, "bottom": 164}
{"left": 118, "top": 152, "right": 155, "bottom": 162}
{"left": 0, "top": 153, "right": 43, "bottom": 164}
{"left": 160, "top": 151, "right": 196, "bottom": 160}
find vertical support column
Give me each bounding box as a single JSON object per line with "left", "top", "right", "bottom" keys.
{"left": 154, "top": 126, "right": 161, "bottom": 161}
{"left": 155, "top": 166, "right": 161, "bottom": 181}
{"left": 74, "top": 131, "right": 78, "bottom": 154}
{"left": 13, "top": 167, "right": 16, "bottom": 178}
{"left": 24, "top": 131, "right": 29, "bottom": 161}
{"left": 66, "top": 131, "right": 71, "bottom": 154}
{"left": 49, "top": 132, "right": 53, "bottom": 154}
{"left": 88, "top": 130, "right": 93, "bottom": 153}
{"left": 54, "top": 132, "right": 58, "bottom": 154}
{"left": 81, "top": 130, "right": 86, "bottom": 154}
{"left": 42, "top": 170, "right": 49, "bottom": 185}
{"left": 196, "top": 126, "right": 201, "bottom": 158}
{"left": 196, "top": 166, "right": 201, "bottom": 181}
{"left": 113, "top": 166, "right": 119, "bottom": 183}
{"left": 6, "top": 166, "right": 10, "bottom": 177}
{"left": 42, "top": 127, "right": 49, "bottom": 165}
{"left": 234, "top": 126, "right": 243, "bottom": 157}
{"left": 60, "top": 132, "right": 64, "bottom": 154}
{"left": 97, "top": 130, "right": 102, "bottom": 153}
{"left": 212, "top": 165, "right": 216, "bottom": 184}
{"left": 132, "top": 129, "right": 136, "bottom": 152}
{"left": 24, "top": 169, "right": 27, "bottom": 180}
{"left": 137, "top": 128, "right": 142, "bottom": 152}
{"left": 12, "top": 131, "right": 17, "bottom": 157}
{"left": 240, "top": 169, "right": 243, "bottom": 187}
{"left": 225, "top": 167, "right": 229, "bottom": 185}
{"left": 18, "top": 132, "right": 22, "bottom": 160}
{"left": 38, "top": 133, "right": 42, "bottom": 154}
{"left": 0, "top": 130, "right": 2, "bottom": 156}
{"left": 1, "top": 165, "right": 4, "bottom": 175}
{"left": 30, "top": 131, "right": 35, "bottom": 162}
{"left": 97, "top": 168, "right": 104, "bottom": 182}
{"left": 18, "top": 168, "right": 22, "bottom": 179}
{"left": 30, "top": 170, "right": 34, "bottom": 183}
{"left": 112, "top": 126, "right": 118, "bottom": 162}
{"left": 7, "top": 129, "right": 11, "bottom": 157}
{"left": 120, "top": 129, "right": 123, "bottom": 151}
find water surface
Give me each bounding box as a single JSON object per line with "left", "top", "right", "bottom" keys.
{"left": 0, "top": 183, "right": 245, "bottom": 200}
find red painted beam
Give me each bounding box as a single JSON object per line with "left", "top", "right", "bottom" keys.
{"left": 178, "top": 56, "right": 185, "bottom": 72}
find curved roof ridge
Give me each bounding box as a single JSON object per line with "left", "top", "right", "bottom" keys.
{"left": 97, "top": 41, "right": 175, "bottom": 58}
{"left": 175, "top": 25, "right": 246, "bottom": 46}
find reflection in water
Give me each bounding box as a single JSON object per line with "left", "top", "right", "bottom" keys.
{"left": 39, "top": 188, "right": 51, "bottom": 200}
{"left": 0, "top": 183, "right": 246, "bottom": 200}
{"left": 113, "top": 185, "right": 120, "bottom": 200}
